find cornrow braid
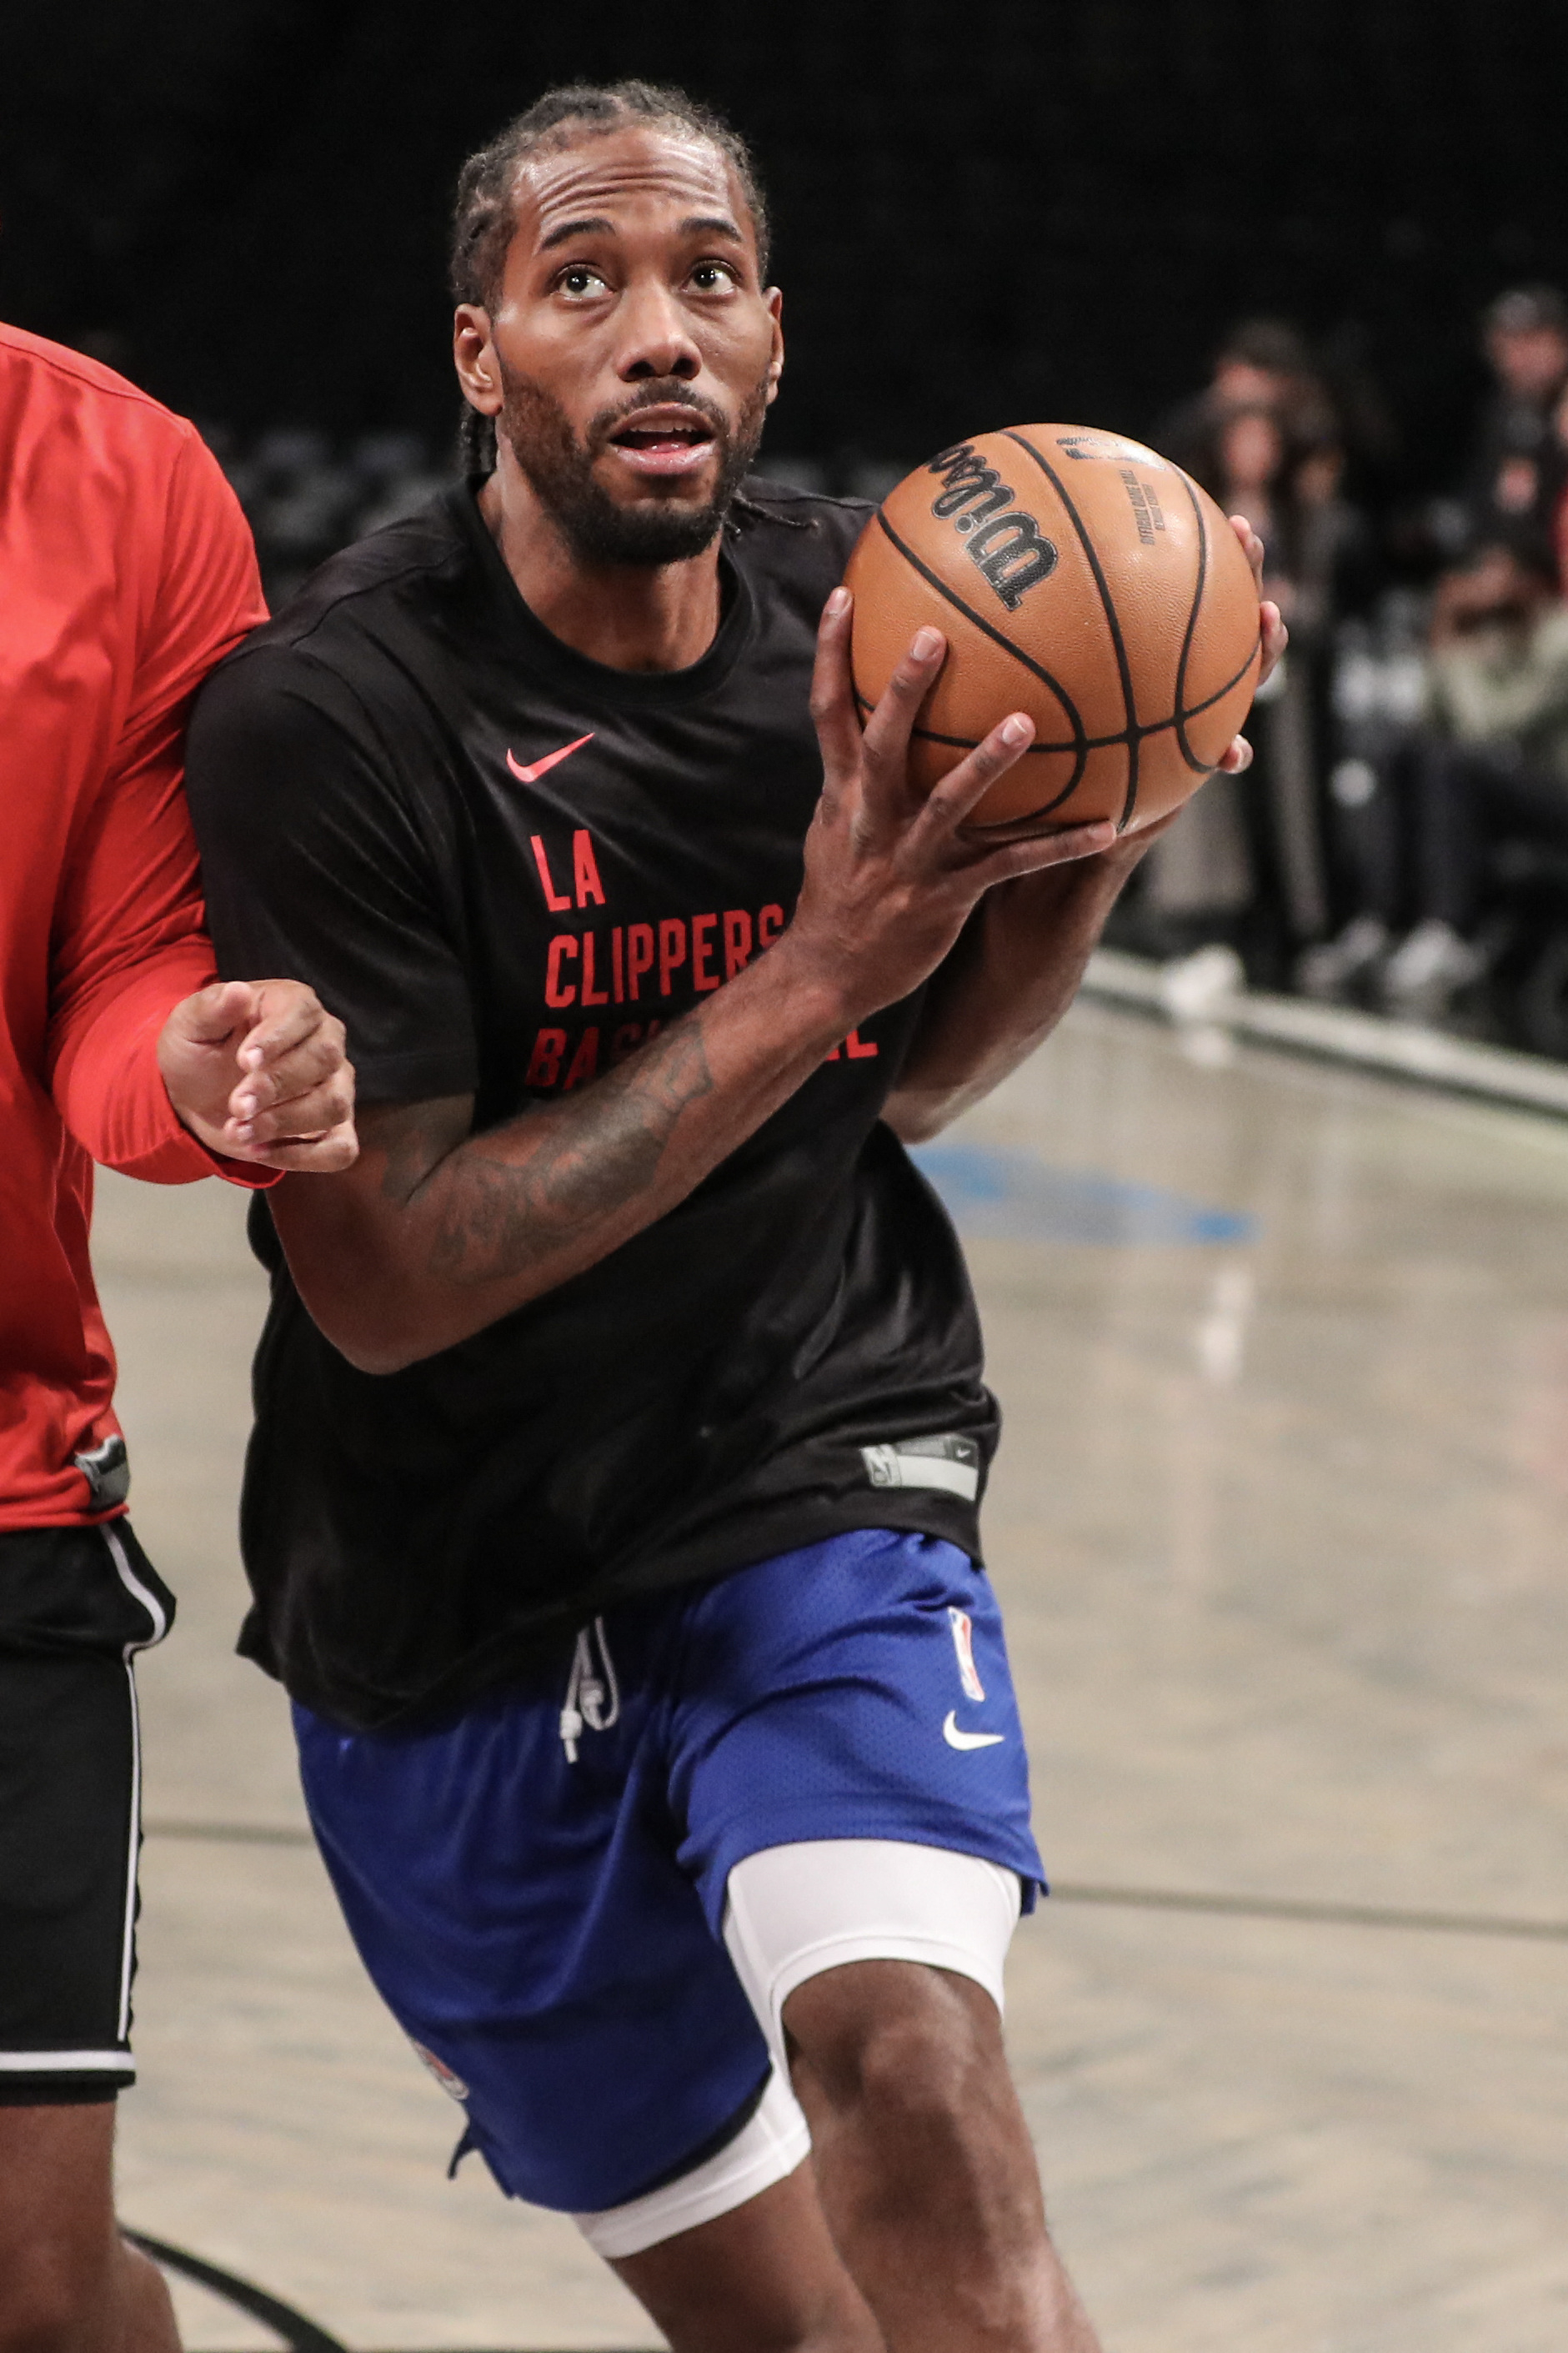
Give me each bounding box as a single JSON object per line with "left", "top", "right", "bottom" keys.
{"left": 450, "top": 79, "right": 770, "bottom": 477}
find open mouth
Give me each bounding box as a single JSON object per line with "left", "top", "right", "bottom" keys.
{"left": 606, "top": 408, "right": 719, "bottom": 476}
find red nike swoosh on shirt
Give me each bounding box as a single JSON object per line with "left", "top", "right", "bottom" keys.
{"left": 505, "top": 733, "right": 594, "bottom": 785}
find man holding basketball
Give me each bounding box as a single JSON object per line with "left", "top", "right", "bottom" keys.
{"left": 185, "top": 81, "right": 1280, "bottom": 2353}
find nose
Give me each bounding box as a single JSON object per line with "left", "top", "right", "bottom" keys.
{"left": 615, "top": 278, "right": 701, "bottom": 384}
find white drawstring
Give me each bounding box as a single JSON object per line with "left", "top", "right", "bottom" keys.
{"left": 559, "top": 1617, "right": 621, "bottom": 1762}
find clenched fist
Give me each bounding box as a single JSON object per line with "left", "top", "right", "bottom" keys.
{"left": 158, "top": 979, "right": 357, "bottom": 1172}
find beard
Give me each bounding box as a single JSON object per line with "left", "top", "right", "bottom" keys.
{"left": 495, "top": 367, "right": 770, "bottom": 567}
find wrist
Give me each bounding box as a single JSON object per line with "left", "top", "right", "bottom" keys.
{"left": 748, "top": 925, "right": 868, "bottom": 1050}
{"left": 156, "top": 1038, "right": 233, "bottom": 1158}
{"left": 154, "top": 1016, "right": 204, "bottom": 1141}
{"left": 163, "top": 1090, "right": 223, "bottom": 1153}
{"left": 991, "top": 846, "right": 1129, "bottom": 917}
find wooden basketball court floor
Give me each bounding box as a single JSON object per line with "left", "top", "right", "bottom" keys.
{"left": 97, "top": 996, "right": 1568, "bottom": 2353}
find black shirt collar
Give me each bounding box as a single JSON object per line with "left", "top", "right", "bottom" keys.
{"left": 447, "top": 479, "right": 755, "bottom": 710}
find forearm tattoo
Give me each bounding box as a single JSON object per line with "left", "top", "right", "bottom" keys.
{"left": 426, "top": 1016, "right": 718, "bottom": 1283}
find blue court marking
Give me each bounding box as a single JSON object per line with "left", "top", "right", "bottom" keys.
{"left": 910, "top": 1143, "right": 1255, "bottom": 1247}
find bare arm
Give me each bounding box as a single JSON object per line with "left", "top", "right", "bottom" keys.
{"left": 273, "top": 956, "right": 847, "bottom": 1372}
{"left": 884, "top": 518, "right": 1287, "bottom": 1142}
{"left": 270, "top": 592, "right": 1116, "bottom": 1374}
{"left": 882, "top": 836, "right": 1160, "bottom": 1142}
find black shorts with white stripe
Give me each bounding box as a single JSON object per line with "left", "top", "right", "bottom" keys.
{"left": 0, "top": 1520, "right": 173, "bottom": 2105}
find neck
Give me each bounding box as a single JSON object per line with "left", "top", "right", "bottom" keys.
{"left": 478, "top": 446, "right": 724, "bottom": 673}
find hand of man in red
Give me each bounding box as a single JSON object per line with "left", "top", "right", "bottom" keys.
{"left": 157, "top": 979, "right": 357, "bottom": 1171}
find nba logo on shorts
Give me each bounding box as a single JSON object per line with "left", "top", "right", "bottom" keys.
{"left": 410, "top": 2039, "right": 469, "bottom": 2102}
{"left": 947, "top": 1607, "right": 986, "bottom": 1703}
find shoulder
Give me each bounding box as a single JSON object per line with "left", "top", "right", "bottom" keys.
{"left": 213, "top": 494, "right": 468, "bottom": 704}
{"left": 185, "top": 615, "right": 426, "bottom": 869}
{"left": 188, "top": 500, "right": 473, "bottom": 789}
{"left": 0, "top": 323, "right": 245, "bottom": 566}
{"left": 0, "top": 320, "right": 177, "bottom": 413}
{"left": 0, "top": 327, "right": 259, "bottom": 659}
{"left": 728, "top": 477, "right": 874, "bottom": 599}
{"left": 0, "top": 321, "right": 196, "bottom": 468}
{"left": 259, "top": 493, "right": 466, "bottom": 653}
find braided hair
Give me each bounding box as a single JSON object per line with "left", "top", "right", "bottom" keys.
{"left": 450, "top": 80, "right": 770, "bottom": 476}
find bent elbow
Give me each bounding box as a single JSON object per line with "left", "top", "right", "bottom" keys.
{"left": 882, "top": 1094, "right": 954, "bottom": 1146}
{"left": 292, "top": 1287, "right": 437, "bottom": 1378}
{"left": 333, "top": 1332, "right": 423, "bottom": 1377}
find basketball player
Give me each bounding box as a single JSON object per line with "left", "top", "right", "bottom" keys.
{"left": 185, "top": 83, "right": 1281, "bottom": 2353}
{"left": 0, "top": 323, "right": 357, "bottom": 2353}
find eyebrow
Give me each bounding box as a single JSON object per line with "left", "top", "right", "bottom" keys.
{"left": 539, "top": 215, "right": 615, "bottom": 252}
{"left": 537, "top": 211, "right": 748, "bottom": 254}
{"left": 679, "top": 214, "right": 746, "bottom": 244}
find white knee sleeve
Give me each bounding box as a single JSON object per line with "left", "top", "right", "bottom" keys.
{"left": 573, "top": 2067, "right": 810, "bottom": 2257}
{"left": 573, "top": 1839, "right": 1019, "bottom": 2258}
{"left": 724, "top": 1839, "right": 1023, "bottom": 2077}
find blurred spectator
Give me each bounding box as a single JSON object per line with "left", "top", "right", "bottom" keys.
{"left": 1165, "top": 316, "right": 1399, "bottom": 526}
{"left": 1295, "top": 591, "right": 1427, "bottom": 1004}
{"left": 1377, "top": 539, "right": 1568, "bottom": 1017}
{"left": 1308, "top": 541, "right": 1568, "bottom": 1021}
{"left": 1142, "top": 394, "right": 1375, "bottom": 976}
{"left": 1549, "top": 374, "right": 1568, "bottom": 595}
{"left": 1160, "top": 317, "right": 1317, "bottom": 481}
{"left": 1460, "top": 287, "right": 1568, "bottom": 559}
{"left": 1312, "top": 322, "right": 1402, "bottom": 515}
{"left": 1140, "top": 320, "right": 1392, "bottom": 981}
{"left": 1191, "top": 398, "right": 1374, "bottom": 620}
{"left": 1206, "top": 404, "right": 1295, "bottom": 578}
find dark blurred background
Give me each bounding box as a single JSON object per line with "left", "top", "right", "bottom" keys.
{"left": 13, "top": 0, "right": 1568, "bottom": 1046}
{"left": 5, "top": 0, "right": 1567, "bottom": 482}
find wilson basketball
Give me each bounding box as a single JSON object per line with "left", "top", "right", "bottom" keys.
{"left": 844, "top": 424, "right": 1263, "bottom": 831}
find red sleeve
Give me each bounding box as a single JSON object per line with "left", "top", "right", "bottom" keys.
{"left": 46, "top": 426, "right": 275, "bottom": 1185}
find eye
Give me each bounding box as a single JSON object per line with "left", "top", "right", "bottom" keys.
{"left": 689, "top": 260, "right": 740, "bottom": 293}
{"left": 555, "top": 264, "right": 609, "bottom": 300}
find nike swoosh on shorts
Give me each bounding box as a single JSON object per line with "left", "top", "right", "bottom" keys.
{"left": 942, "top": 1710, "right": 1005, "bottom": 1751}
{"left": 506, "top": 733, "right": 594, "bottom": 785}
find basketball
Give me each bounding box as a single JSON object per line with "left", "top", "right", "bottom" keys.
{"left": 844, "top": 424, "right": 1263, "bottom": 831}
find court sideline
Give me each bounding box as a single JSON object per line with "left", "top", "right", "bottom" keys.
{"left": 101, "top": 998, "right": 1568, "bottom": 2353}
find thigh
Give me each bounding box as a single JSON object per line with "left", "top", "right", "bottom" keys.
{"left": 663, "top": 1528, "right": 1044, "bottom": 1935}
{"left": 724, "top": 1839, "right": 1021, "bottom": 2073}
{"left": 293, "top": 1647, "right": 773, "bottom": 2218}
{"left": 0, "top": 1651, "right": 139, "bottom": 2103}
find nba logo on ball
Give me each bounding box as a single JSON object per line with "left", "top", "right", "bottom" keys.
{"left": 844, "top": 421, "right": 1262, "bottom": 834}
{"left": 948, "top": 1608, "right": 986, "bottom": 1703}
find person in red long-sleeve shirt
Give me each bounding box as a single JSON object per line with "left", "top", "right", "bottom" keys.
{"left": 0, "top": 323, "right": 358, "bottom": 2353}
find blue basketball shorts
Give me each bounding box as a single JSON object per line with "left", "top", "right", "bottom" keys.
{"left": 292, "top": 1527, "right": 1044, "bottom": 2221}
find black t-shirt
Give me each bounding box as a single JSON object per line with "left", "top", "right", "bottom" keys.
{"left": 185, "top": 479, "right": 999, "bottom": 1730}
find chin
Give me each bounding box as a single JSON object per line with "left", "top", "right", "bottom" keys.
{"left": 562, "top": 495, "right": 729, "bottom": 569}
{"left": 600, "top": 460, "right": 720, "bottom": 513}
{"left": 620, "top": 477, "right": 711, "bottom": 509}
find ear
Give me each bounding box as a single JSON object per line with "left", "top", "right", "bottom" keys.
{"left": 453, "top": 304, "right": 503, "bottom": 416}
{"left": 764, "top": 285, "right": 784, "bottom": 409}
